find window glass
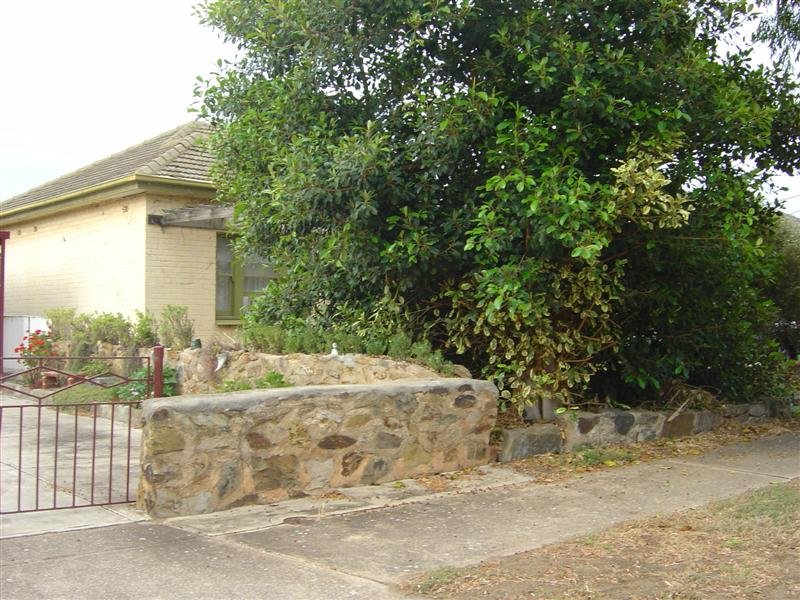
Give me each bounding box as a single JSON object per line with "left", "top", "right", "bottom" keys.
{"left": 216, "top": 237, "right": 234, "bottom": 315}
{"left": 242, "top": 258, "right": 272, "bottom": 307}
{"left": 216, "top": 236, "right": 274, "bottom": 317}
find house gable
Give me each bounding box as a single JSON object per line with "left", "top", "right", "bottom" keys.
{"left": 0, "top": 122, "right": 215, "bottom": 226}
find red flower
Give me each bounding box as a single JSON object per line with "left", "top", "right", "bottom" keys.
{"left": 34, "top": 329, "right": 42, "bottom": 335}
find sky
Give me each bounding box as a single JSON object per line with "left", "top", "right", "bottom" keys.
{"left": 0, "top": 0, "right": 230, "bottom": 200}
{"left": 0, "top": 1, "right": 798, "bottom": 216}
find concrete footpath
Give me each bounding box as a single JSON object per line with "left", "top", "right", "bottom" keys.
{"left": 1, "top": 432, "right": 798, "bottom": 600}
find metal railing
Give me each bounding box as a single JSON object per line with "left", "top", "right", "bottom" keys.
{"left": 0, "top": 346, "right": 165, "bottom": 514}
{"left": 0, "top": 401, "right": 140, "bottom": 513}
{"left": 0, "top": 346, "right": 164, "bottom": 403}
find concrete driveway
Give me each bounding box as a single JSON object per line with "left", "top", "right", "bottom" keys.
{"left": 0, "top": 389, "right": 142, "bottom": 536}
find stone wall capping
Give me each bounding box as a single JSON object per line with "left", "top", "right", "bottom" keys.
{"left": 142, "top": 378, "right": 495, "bottom": 418}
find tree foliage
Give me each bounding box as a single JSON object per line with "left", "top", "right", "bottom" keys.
{"left": 198, "top": 0, "right": 800, "bottom": 408}
{"left": 767, "top": 215, "right": 800, "bottom": 358}
{"left": 756, "top": 0, "right": 800, "bottom": 70}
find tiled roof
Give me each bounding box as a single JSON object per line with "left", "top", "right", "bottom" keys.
{"left": 1, "top": 121, "right": 214, "bottom": 214}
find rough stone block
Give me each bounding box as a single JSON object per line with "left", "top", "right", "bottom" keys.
{"left": 692, "top": 410, "right": 722, "bottom": 433}
{"left": 629, "top": 411, "right": 665, "bottom": 442}
{"left": 560, "top": 410, "right": 669, "bottom": 449}
{"left": 720, "top": 403, "right": 749, "bottom": 418}
{"left": 522, "top": 397, "right": 563, "bottom": 422}
{"left": 661, "top": 412, "right": 696, "bottom": 438}
{"left": 499, "top": 424, "right": 562, "bottom": 462}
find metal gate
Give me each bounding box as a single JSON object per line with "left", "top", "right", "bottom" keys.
{"left": 0, "top": 349, "right": 163, "bottom": 514}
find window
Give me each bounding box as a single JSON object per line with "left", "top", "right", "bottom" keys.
{"left": 216, "top": 236, "right": 274, "bottom": 320}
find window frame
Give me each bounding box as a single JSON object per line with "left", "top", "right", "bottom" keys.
{"left": 215, "top": 235, "right": 272, "bottom": 322}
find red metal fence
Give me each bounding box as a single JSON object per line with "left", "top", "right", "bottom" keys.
{"left": 0, "top": 347, "right": 164, "bottom": 514}
{"left": 0, "top": 401, "right": 140, "bottom": 513}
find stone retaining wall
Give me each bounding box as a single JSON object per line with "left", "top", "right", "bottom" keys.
{"left": 172, "top": 348, "right": 470, "bottom": 395}
{"left": 498, "top": 407, "right": 751, "bottom": 462}
{"left": 138, "top": 378, "right": 498, "bottom": 517}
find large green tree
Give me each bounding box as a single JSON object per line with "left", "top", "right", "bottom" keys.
{"left": 198, "top": 0, "right": 800, "bottom": 407}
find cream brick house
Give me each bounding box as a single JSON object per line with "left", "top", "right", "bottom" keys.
{"left": 0, "top": 122, "right": 271, "bottom": 345}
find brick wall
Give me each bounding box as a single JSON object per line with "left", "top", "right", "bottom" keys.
{"left": 4, "top": 196, "right": 147, "bottom": 319}
{"left": 144, "top": 194, "right": 235, "bottom": 343}
{"left": 4, "top": 191, "right": 234, "bottom": 346}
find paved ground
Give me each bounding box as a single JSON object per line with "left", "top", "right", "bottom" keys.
{"left": 0, "top": 390, "right": 139, "bottom": 519}
{"left": 0, "top": 432, "right": 797, "bottom": 599}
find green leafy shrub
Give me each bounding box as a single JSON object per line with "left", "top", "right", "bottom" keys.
{"left": 45, "top": 308, "right": 77, "bottom": 341}
{"left": 386, "top": 332, "right": 414, "bottom": 360}
{"left": 220, "top": 371, "right": 291, "bottom": 393}
{"left": 243, "top": 323, "right": 286, "bottom": 354}
{"left": 240, "top": 289, "right": 455, "bottom": 373}
{"left": 132, "top": 310, "right": 158, "bottom": 348}
{"left": 80, "top": 312, "right": 132, "bottom": 346}
{"left": 241, "top": 311, "right": 454, "bottom": 374}
{"left": 221, "top": 379, "right": 252, "bottom": 392}
{"left": 45, "top": 310, "right": 135, "bottom": 372}
{"left": 254, "top": 371, "right": 290, "bottom": 388}
{"left": 78, "top": 360, "right": 111, "bottom": 376}
{"left": 117, "top": 366, "right": 177, "bottom": 401}
{"left": 365, "top": 338, "right": 388, "bottom": 356}
{"left": 158, "top": 305, "right": 195, "bottom": 349}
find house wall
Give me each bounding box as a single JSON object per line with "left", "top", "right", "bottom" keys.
{"left": 3, "top": 196, "right": 147, "bottom": 321}
{"left": 3, "top": 190, "right": 232, "bottom": 349}
{"left": 144, "top": 194, "right": 235, "bottom": 345}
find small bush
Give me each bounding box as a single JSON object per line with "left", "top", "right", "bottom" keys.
{"left": 244, "top": 323, "right": 286, "bottom": 353}
{"left": 132, "top": 310, "right": 158, "bottom": 347}
{"left": 46, "top": 309, "right": 134, "bottom": 366}
{"left": 78, "top": 360, "right": 111, "bottom": 376}
{"left": 158, "top": 305, "right": 195, "bottom": 349}
{"left": 365, "top": 338, "right": 387, "bottom": 356}
{"left": 386, "top": 331, "right": 414, "bottom": 359}
{"left": 117, "top": 366, "right": 177, "bottom": 400}
{"left": 283, "top": 329, "right": 304, "bottom": 353}
{"left": 221, "top": 371, "right": 291, "bottom": 392}
{"left": 240, "top": 294, "right": 456, "bottom": 374}
{"left": 45, "top": 308, "right": 77, "bottom": 340}
{"left": 254, "top": 371, "right": 290, "bottom": 388}
{"left": 221, "top": 379, "right": 252, "bottom": 392}
{"left": 82, "top": 312, "right": 132, "bottom": 346}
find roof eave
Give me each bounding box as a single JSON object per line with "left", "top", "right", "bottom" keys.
{"left": 0, "top": 175, "right": 216, "bottom": 226}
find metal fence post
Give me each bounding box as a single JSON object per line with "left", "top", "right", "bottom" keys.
{"left": 153, "top": 345, "right": 164, "bottom": 398}
{"left": 0, "top": 231, "right": 9, "bottom": 378}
